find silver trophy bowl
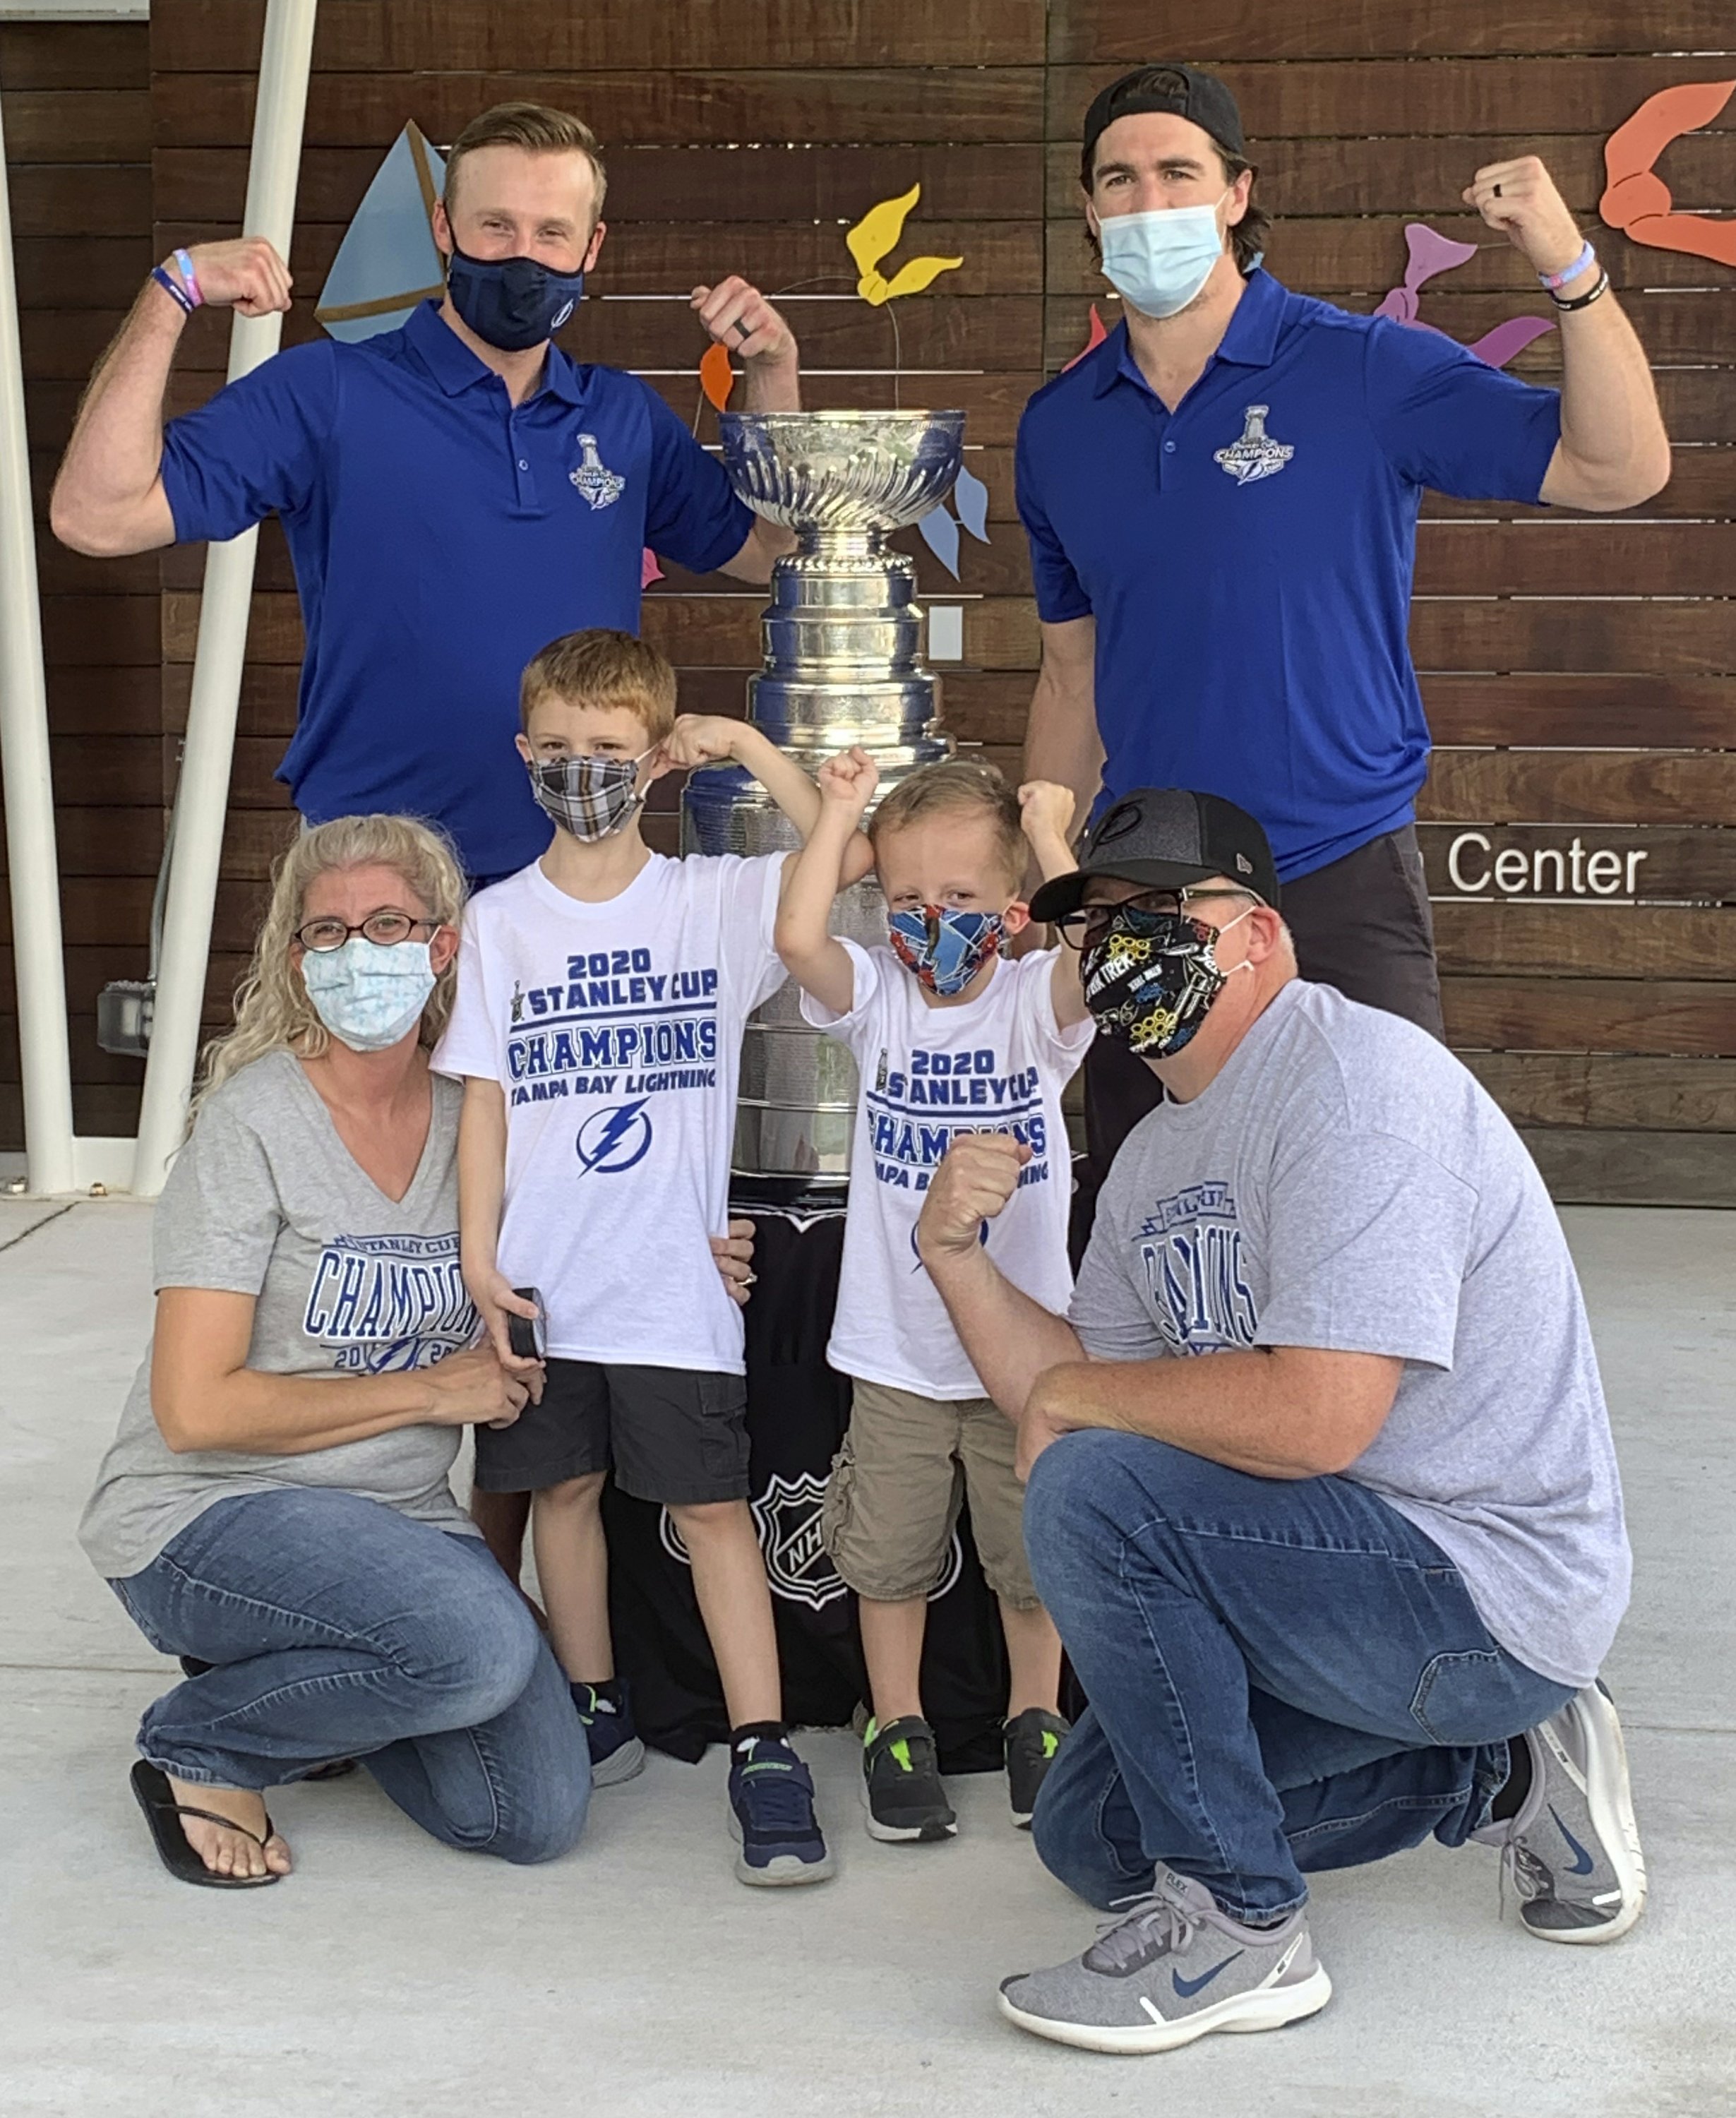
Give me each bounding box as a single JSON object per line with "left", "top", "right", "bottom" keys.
{"left": 683, "top": 409, "right": 968, "bottom": 1195}
{"left": 719, "top": 409, "right": 966, "bottom": 537}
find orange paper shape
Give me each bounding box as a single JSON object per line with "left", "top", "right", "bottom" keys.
{"left": 699, "top": 340, "right": 736, "bottom": 413}
{"left": 1600, "top": 79, "right": 1736, "bottom": 267}
{"left": 845, "top": 184, "right": 964, "bottom": 306}
{"left": 1063, "top": 304, "right": 1111, "bottom": 370}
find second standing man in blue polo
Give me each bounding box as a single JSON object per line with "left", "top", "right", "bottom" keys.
{"left": 1017, "top": 65, "right": 1670, "bottom": 1175}
{"left": 51, "top": 99, "right": 800, "bottom": 888}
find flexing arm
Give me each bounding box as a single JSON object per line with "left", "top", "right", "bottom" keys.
{"left": 774, "top": 748, "right": 879, "bottom": 1017}
{"left": 1017, "top": 779, "right": 1089, "bottom": 1028}
{"left": 50, "top": 237, "right": 292, "bottom": 558}
{"left": 660, "top": 716, "right": 876, "bottom": 879}
{"left": 1022, "top": 616, "right": 1103, "bottom": 842}
{"left": 917, "top": 1133, "right": 1088, "bottom": 1419}
{"left": 150, "top": 1287, "right": 523, "bottom": 1456}
{"left": 1462, "top": 157, "right": 1670, "bottom": 511}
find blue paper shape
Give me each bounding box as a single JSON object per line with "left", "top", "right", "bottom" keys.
{"left": 917, "top": 503, "right": 962, "bottom": 579}
{"left": 953, "top": 462, "right": 990, "bottom": 543}
{"left": 316, "top": 124, "right": 448, "bottom": 343}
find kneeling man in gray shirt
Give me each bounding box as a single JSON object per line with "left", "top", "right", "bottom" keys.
{"left": 916, "top": 786, "right": 1642, "bottom": 2057}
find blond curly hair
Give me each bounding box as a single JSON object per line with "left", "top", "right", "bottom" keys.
{"left": 196, "top": 815, "right": 467, "bottom": 1110}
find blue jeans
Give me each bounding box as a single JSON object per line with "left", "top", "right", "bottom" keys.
{"left": 112, "top": 1488, "right": 589, "bottom": 1865}
{"left": 1024, "top": 1432, "right": 1574, "bottom": 1923}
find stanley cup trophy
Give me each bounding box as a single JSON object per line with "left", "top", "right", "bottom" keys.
{"left": 681, "top": 409, "right": 966, "bottom": 1202}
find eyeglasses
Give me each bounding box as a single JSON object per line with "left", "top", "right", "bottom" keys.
{"left": 294, "top": 911, "right": 439, "bottom": 953}
{"left": 1054, "top": 888, "right": 1257, "bottom": 950}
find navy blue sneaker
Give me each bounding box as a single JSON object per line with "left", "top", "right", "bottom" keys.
{"left": 727, "top": 1736, "right": 833, "bottom": 1886}
{"left": 572, "top": 1681, "right": 646, "bottom": 1788}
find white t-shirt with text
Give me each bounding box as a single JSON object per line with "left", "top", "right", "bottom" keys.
{"left": 803, "top": 942, "right": 1093, "bottom": 1400}
{"left": 433, "top": 852, "right": 788, "bottom": 1373}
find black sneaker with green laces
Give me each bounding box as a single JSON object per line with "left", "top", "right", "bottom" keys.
{"left": 1005, "top": 1706, "right": 1070, "bottom": 1828}
{"left": 861, "top": 1715, "right": 957, "bottom": 1842}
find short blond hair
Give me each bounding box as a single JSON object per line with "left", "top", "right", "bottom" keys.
{"left": 444, "top": 101, "right": 607, "bottom": 223}
{"left": 520, "top": 628, "right": 678, "bottom": 742}
{"left": 869, "top": 759, "right": 1026, "bottom": 889}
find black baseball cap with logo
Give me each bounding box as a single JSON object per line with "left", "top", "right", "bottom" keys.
{"left": 1029, "top": 787, "right": 1281, "bottom": 923}
{"left": 1079, "top": 64, "right": 1247, "bottom": 189}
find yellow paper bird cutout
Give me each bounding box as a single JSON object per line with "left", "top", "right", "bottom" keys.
{"left": 846, "top": 184, "right": 964, "bottom": 306}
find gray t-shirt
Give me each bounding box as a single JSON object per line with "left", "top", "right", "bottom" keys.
{"left": 79, "top": 1050, "right": 481, "bottom": 1580}
{"left": 1072, "top": 980, "right": 1629, "bottom": 1689}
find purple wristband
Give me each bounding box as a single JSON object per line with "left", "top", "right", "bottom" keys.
{"left": 1538, "top": 240, "right": 1596, "bottom": 292}
{"left": 172, "top": 248, "right": 203, "bottom": 307}
{"left": 150, "top": 264, "right": 195, "bottom": 317}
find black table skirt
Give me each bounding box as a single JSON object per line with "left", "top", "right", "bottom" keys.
{"left": 602, "top": 1209, "right": 1012, "bottom": 1773}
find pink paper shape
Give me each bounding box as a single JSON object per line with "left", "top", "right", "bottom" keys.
{"left": 641, "top": 548, "right": 664, "bottom": 588}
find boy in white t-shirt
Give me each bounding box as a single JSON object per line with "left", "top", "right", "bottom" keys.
{"left": 433, "top": 629, "right": 870, "bottom": 1888}
{"left": 774, "top": 752, "right": 1094, "bottom": 1842}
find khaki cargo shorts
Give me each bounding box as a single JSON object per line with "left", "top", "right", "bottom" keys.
{"left": 820, "top": 1376, "right": 1039, "bottom": 1608}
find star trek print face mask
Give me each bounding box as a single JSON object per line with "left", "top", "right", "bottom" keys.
{"left": 887, "top": 905, "right": 1005, "bottom": 998}
{"left": 527, "top": 750, "right": 654, "bottom": 841}
{"left": 1079, "top": 903, "right": 1251, "bottom": 1057}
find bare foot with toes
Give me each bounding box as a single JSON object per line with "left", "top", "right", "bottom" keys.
{"left": 165, "top": 1774, "right": 292, "bottom": 1879}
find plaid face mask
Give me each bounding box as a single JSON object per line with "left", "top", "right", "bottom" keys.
{"left": 527, "top": 748, "right": 654, "bottom": 841}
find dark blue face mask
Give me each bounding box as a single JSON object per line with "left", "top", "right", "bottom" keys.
{"left": 445, "top": 243, "right": 586, "bottom": 354}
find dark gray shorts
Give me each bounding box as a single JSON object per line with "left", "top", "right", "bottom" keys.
{"left": 472, "top": 1360, "right": 750, "bottom": 1505}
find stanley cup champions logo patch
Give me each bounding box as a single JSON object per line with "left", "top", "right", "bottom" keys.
{"left": 1214, "top": 404, "right": 1294, "bottom": 486}
{"left": 569, "top": 432, "right": 626, "bottom": 510}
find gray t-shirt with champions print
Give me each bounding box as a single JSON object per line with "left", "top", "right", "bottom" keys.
{"left": 1071, "top": 979, "right": 1629, "bottom": 1690}
{"left": 79, "top": 1049, "right": 481, "bottom": 1581}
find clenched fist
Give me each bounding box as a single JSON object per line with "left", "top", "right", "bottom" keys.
{"left": 162, "top": 237, "right": 294, "bottom": 319}
{"left": 1461, "top": 157, "right": 1586, "bottom": 281}
{"left": 916, "top": 1130, "right": 1031, "bottom": 1269}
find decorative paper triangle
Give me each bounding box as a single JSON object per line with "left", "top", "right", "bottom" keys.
{"left": 316, "top": 123, "right": 447, "bottom": 342}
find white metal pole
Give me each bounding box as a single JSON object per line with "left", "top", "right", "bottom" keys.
{"left": 132, "top": 0, "right": 317, "bottom": 1197}
{"left": 0, "top": 90, "right": 77, "bottom": 1196}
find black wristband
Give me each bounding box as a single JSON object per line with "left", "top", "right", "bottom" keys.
{"left": 1549, "top": 269, "right": 1610, "bottom": 313}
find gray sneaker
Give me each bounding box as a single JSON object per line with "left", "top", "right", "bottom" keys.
{"left": 998, "top": 1867, "right": 1331, "bottom": 2054}
{"left": 1483, "top": 1682, "right": 1646, "bottom": 1944}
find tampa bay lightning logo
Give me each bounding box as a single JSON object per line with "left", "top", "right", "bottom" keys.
{"left": 575, "top": 1099, "right": 653, "bottom": 1176}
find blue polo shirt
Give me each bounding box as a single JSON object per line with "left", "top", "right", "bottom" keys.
{"left": 1015, "top": 270, "right": 1562, "bottom": 880}
{"left": 160, "top": 300, "right": 753, "bottom": 878}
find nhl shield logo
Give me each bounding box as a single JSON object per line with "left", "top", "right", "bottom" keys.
{"left": 1214, "top": 404, "right": 1294, "bottom": 487}
{"left": 569, "top": 431, "right": 626, "bottom": 510}
{"left": 659, "top": 1475, "right": 966, "bottom": 1610}
{"left": 751, "top": 1473, "right": 846, "bottom": 1610}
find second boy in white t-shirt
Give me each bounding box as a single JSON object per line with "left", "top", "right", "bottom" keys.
{"left": 776, "top": 752, "right": 1093, "bottom": 1842}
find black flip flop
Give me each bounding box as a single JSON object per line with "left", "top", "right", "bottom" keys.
{"left": 129, "top": 1760, "right": 285, "bottom": 1889}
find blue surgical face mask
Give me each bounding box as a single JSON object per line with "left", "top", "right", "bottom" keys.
{"left": 887, "top": 906, "right": 1005, "bottom": 998}
{"left": 445, "top": 243, "right": 586, "bottom": 353}
{"left": 300, "top": 936, "right": 436, "bottom": 1053}
{"left": 1097, "top": 192, "right": 1230, "bottom": 321}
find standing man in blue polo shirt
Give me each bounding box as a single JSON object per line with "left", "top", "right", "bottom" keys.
{"left": 50, "top": 100, "right": 779, "bottom": 1587}
{"left": 1018, "top": 65, "right": 1670, "bottom": 1173}
{"left": 51, "top": 100, "right": 797, "bottom": 887}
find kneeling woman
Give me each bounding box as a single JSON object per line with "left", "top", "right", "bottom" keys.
{"left": 80, "top": 815, "right": 587, "bottom": 1886}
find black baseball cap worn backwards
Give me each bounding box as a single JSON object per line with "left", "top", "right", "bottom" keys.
{"left": 1029, "top": 787, "right": 1281, "bottom": 924}
{"left": 1079, "top": 64, "right": 1247, "bottom": 189}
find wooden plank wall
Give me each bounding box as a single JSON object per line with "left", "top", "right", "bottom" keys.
{"left": 0, "top": 18, "right": 157, "bottom": 1146}
{"left": 3, "top": 2, "right": 1731, "bottom": 1201}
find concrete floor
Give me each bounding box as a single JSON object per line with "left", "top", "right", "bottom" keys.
{"left": 1, "top": 1199, "right": 1731, "bottom": 2117}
